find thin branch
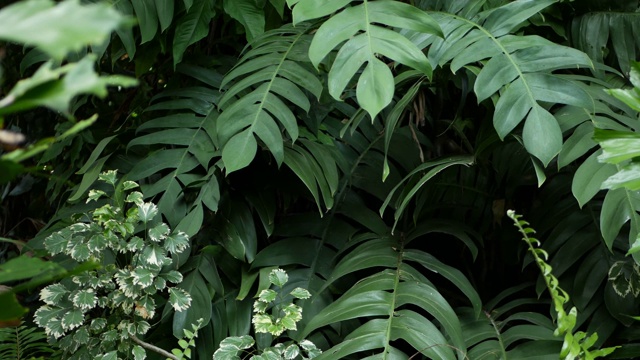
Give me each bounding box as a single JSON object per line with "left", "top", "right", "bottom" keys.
{"left": 130, "top": 334, "right": 178, "bottom": 360}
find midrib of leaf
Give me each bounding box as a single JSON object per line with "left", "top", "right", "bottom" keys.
{"left": 485, "top": 310, "right": 508, "bottom": 359}
{"left": 363, "top": 0, "right": 375, "bottom": 69}
{"left": 382, "top": 239, "right": 404, "bottom": 360}
{"left": 151, "top": 106, "right": 214, "bottom": 200}
{"left": 237, "top": 29, "right": 306, "bottom": 149}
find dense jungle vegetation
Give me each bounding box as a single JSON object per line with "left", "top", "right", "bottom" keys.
{"left": 2, "top": 0, "right": 640, "bottom": 359}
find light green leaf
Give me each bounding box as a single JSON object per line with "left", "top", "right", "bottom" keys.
{"left": 572, "top": 151, "right": 616, "bottom": 207}
{"left": 300, "top": 1, "right": 438, "bottom": 119}
{"left": 148, "top": 223, "right": 170, "bottom": 242}
{"left": 356, "top": 59, "right": 394, "bottom": 120}
{"left": 0, "top": 56, "right": 137, "bottom": 116}
{"left": 0, "top": 0, "right": 128, "bottom": 60}
{"left": 142, "top": 244, "right": 168, "bottom": 266}
{"left": 163, "top": 270, "right": 184, "bottom": 284}
{"left": 133, "top": 268, "right": 155, "bottom": 287}
{"left": 290, "top": 287, "right": 311, "bottom": 299}
{"left": 169, "top": 287, "right": 192, "bottom": 312}
{"left": 222, "top": 129, "right": 257, "bottom": 174}
{"left": 523, "top": 104, "right": 562, "bottom": 166}
{"left": 594, "top": 129, "right": 640, "bottom": 164}
{"left": 138, "top": 202, "right": 159, "bottom": 223}
{"left": 132, "top": 345, "right": 146, "bottom": 360}
{"left": 602, "top": 163, "right": 640, "bottom": 190}
{"left": 164, "top": 231, "right": 190, "bottom": 254}
{"left": 269, "top": 268, "right": 288, "bottom": 287}
{"left": 0, "top": 255, "right": 66, "bottom": 283}
{"left": 61, "top": 309, "right": 84, "bottom": 331}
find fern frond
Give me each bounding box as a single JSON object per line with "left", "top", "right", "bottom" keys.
{"left": 0, "top": 323, "right": 58, "bottom": 360}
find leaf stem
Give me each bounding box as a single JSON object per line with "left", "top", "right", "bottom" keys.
{"left": 130, "top": 334, "right": 178, "bottom": 360}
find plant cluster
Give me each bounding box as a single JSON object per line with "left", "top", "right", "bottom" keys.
{"left": 34, "top": 171, "right": 191, "bottom": 359}
{"left": 508, "top": 210, "right": 619, "bottom": 359}
{"left": 2, "top": 0, "right": 640, "bottom": 359}
{"left": 214, "top": 268, "right": 320, "bottom": 360}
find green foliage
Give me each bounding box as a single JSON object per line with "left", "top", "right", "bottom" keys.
{"left": 3, "top": 0, "right": 640, "bottom": 359}
{"left": 214, "top": 268, "right": 320, "bottom": 360}
{"left": 171, "top": 318, "right": 203, "bottom": 360}
{"left": 460, "top": 284, "right": 562, "bottom": 359}
{"left": 34, "top": 171, "right": 191, "bottom": 359}
{"left": 0, "top": 322, "right": 59, "bottom": 360}
{"left": 507, "top": 210, "right": 619, "bottom": 360}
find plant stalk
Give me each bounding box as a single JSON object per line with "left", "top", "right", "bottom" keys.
{"left": 130, "top": 335, "right": 178, "bottom": 360}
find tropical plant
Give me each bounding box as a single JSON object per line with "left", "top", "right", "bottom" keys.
{"left": 34, "top": 171, "right": 192, "bottom": 359}
{"left": 0, "top": 322, "right": 60, "bottom": 360}
{"left": 214, "top": 268, "right": 321, "bottom": 360}
{"left": 2, "top": 0, "right": 640, "bottom": 359}
{"left": 508, "top": 210, "right": 619, "bottom": 359}
{"left": 0, "top": 0, "right": 136, "bottom": 326}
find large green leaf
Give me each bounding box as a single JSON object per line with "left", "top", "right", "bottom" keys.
{"left": 218, "top": 24, "right": 321, "bottom": 174}
{"left": 131, "top": 0, "right": 158, "bottom": 43}
{"left": 291, "top": 0, "right": 441, "bottom": 119}
{"left": 172, "top": 271, "right": 212, "bottom": 338}
{"left": 0, "top": 0, "right": 127, "bottom": 60}
{"left": 572, "top": 13, "right": 640, "bottom": 76}
{"left": 413, "top": 1, "right": 594, "bottom": 166}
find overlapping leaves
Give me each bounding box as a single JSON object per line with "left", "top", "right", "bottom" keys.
{"left": 411, "top": 0, "right": 595, "bottom": 166}
{"left": 218, "top": 24, "right": 322, "bottom": 174}
{"left": 289, "top": 0, "right": 442, "bottom": 119}
{"left": 125, "top": 67, "right": 220, "bottom": 235}
{"left": 301, "top": 234, "right": 480, "bottom": 359}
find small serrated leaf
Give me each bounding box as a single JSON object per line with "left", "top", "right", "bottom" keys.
{"left": 138, "top": 202, "right": 159, "bottom": 223}
{"left": 40, "top": 283, "right": 68, "bottom": 305}
{"left": 269, "top": 268, "right": 288, "bottom": 287}
{"left": 132, "top": 345, "right": 146, "bottom": 360}
{"left": 169, "top": 287, "right": 192, "bottom": 311}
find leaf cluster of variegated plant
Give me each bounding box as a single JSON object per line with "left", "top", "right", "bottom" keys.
{"left": 34, "top": 171, "right": 191, "bottom": 360}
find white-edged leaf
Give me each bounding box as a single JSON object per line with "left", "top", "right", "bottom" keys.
{"left": 169, "top": 287, "right": 192, "bottom": 311}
